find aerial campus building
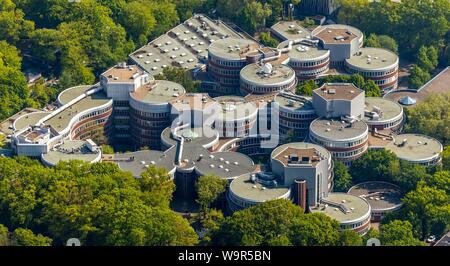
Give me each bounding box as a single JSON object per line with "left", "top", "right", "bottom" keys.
{"left": 348, "top": 181, "right": 403, "bottom": 222}
{"left": 271, "top": 22, "right": 399, "bottom": 93}
{"left": 0, "top": 15, "right": 442, "bottom": 235}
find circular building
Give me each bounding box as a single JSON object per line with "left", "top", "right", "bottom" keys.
{"left": 130, "top": 80, "right": 186, "bottom": 148}
{"left": 273, "top": 92, "right": 317, "bottom": 142}
{"left": 41, "top": 140, "right": 102, "bottom": 167}
{"left": 271, "top": 142, "right": 333, "bottom": 207}
{"left": 348, "top": 181, "right": 403, "bottom": 222}
{"left": 385, "top": 134, "right": 443, "bottom": 166}
{"left": 363, "top": 97, "right": 404, "bottom": 132}
{"left": 278, "top": 40, "right": 330, "bottom": 80}
{"left": 228, "top": 172, "right": 292, "bottom": 212}
{"left": 214, "top": 96, "right": 258, "bottom": 138}
{"left": 345, "top": 47, "right": 399, "bottom": 93}
{"left": 309, "top": 118, "right": 369, "bottom": 165}
{"left": 208, "top": 38, "right": 261, "bottom": 94}
{"left": 383, "top": 90, "right": 420, "bottom": 107}
{"left": 240, "top": 63, "right": 297, "bottom": 95}
{"left": 310, "top": 193, "right": 371, "bottom": 235}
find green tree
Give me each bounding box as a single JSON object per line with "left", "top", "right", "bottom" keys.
{"left": 210, "top": 199, "right": 304, "bottom": 246}
{"left": 362, "top": 80, "right": 381, "bottom": 97}
{"left": 296, "top": 80, "right": 317, "bottom": 96}
{"left": 365, "top": 33, "right": 398, "bottom": 54}
{"left": 423, "top": 171, "right": 450, "bottom": 194}
{"left": 0, "top": 41, "right": 38, "bottom": 120}
{"left": 350, "top": 149, "right": 400, "bottom": 184}
{"left": 417, "top": 46, "right": 439, "bottom": 73}
{"left": 101, "top": 145, "right": 114, "bottom": 155}
{"left": 350, "top": 74, "right": 366, "bottom": 89}
{"left": 379, "top": 220, "right": 425, "bottom": 246}
{"left": 155, "top": 67, "right": 199, "bottom": 93}
{"left": 12, "top": 228, "right": 52, "bottom": 246}
{"left": 0, "top": 0, "right": 35, "bottom": 44}
{"left": 338, "top": 230, "right": 363, "bottom": 246}
{"left": 405, "top": 93, "right": 450, "bottom": 145}
{"left": 288, "top": 213, "right": 341, "bottom": 246}
{"left": 392, "top": 161, "right": 430, "bottom": 193}
{"left": 238, "top": 1, "right": 272, "bottom": 35}
{"left": 0, "top": 158, "right": 197, "bottom": 246}
{"left": 199, "top": 208, "right": 224, "bottom": 244}
{"left": 442, "top": 146, "right": 450, "bottom": 171}
{"left": 338, "top": 0, "right": 450, "bottom": 59}
{"left": 333, "top": 161, "right": 353, "bottom": 192}
{"left": 402, "top": 183, "right": 450, "bottom": 239}
{"left": 139, "top": 166, "right": 175, "bottom": 208}
{"left": 259, "top": 32, "right": 279, "bottom": 48}
{"left": 0, "top": 224, "right": 8, "bottom": 246}
{"left": 195, "top": 175, "right": 228, "bottom": 211}
{"left": 409, "top": 66, "right": 431, "bottom": 90}
{"left": 119, "top": 1, "right": 156, "bottom": 46}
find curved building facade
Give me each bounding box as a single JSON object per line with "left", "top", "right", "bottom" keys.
{"left": 240, "top": 63, "right": 297, "bottom": 95}
{"left": 214, "top": 96, "right": 258, "bottom": 138}
{"left": 273, "top": 92, "right": 317, "bottom": 142}
{"left": 363, "top": 97, "right": 404, "bottom": 132}
{"left": 385, "top": 134, "right": 443, "bottom": 166}
{"left": 345, "top": 47, "right": 399, "bottom": 93}
{"left": 311, "top": 193, "right": 371, "bottom": 235}
{"left": 208, "top": 38, "right": 261, "bottom": 95}
{"left": 129, "top": 80, "right": 186, "bottom": 148}
{"left": 278, "top": 40, "right": 330, "bottom": 80}
{"left": 309, "top": 118, "right": 369, "bottom": 165}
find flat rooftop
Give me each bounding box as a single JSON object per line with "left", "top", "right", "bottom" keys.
{"left": 58, "top": 85, "right": 93, "bottom": 105}
{"left": 310, "top": 118, "right": 368, "bottom": 141}
{"left": 313, "top": 24, "right": 363, "bottom": 44}
{"left": 311, "top": 193, "right": 371, "bottom": 223}
{"left": 114, "top": 149, "right": 177, "bottom": 178}
{"left": 215, "top": 96, "right": 258, "bottom": 121}
{"left": 131, "top": 80, "right": 186, "bottom": 104}
{"left": 208, "top": 37, "right": 259, "bottom": 60}
{"left": 270, "top": 21, "right": 311, "bottom": 41}
{"left": 385, "top": 134, "right": 443, "bottom": 162}
{"left": 44, "top": 87, "right": 111, "bottom": 134}
{"left": 363, "top": 97, "right": 403, "bottom": 124}
{"left": 271, "top": 142, "right": 330, "bottom": 166}
{"left": 314, "top": 83, "right": 363, "bottom": 101}
{"left": 101, "top": 65, "right": 145, "bottom": 84}
{"left": 240, "top": 63, "right": 296, "bottom": 85}
{"left": 41, "top": 140, "right": 101, "bottom": 166}
{"left": 130, "top": 14, "right": 242, "bottom": 75}
{"left": 314, "top": 27, "right": 358, "bottom": 44}
{"left": 274, "top": 92, "right": 315, "bottom": 113}
{"left": 348, "top": 181, "right": 403, "bottom": 211}
{"left": 420, "top": 66, "right": 450, "bottom": 94}
{"left": 229, "top": 173, "right": 291, "bottom": 203}
{"left": 278, "top": 40, "right": 329, "bottom": 61}
{"left": 346, "top": 47, "right": 398, "bottom": 70}
{"left": 170, "top": 93, "right": 217, "bottom": 111}
{"left": 160, "top": 126, "right": 256, "bottom": 179}
{"left": 13, "top": 111, "right": 49, "bottom": 132}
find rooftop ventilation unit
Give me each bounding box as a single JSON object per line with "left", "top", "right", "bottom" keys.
{"left": 262, "top": 63, "right": 273, "bottom": 74}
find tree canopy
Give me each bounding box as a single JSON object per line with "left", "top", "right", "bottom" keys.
{"left": 405, "top": 93, "right": 450, "bottom": 145}
{"left": 195, "top": 174, "right": 228, "bottom": 211}
{"left": 209, "top": 199, "right": 363, "bottom": 246}
{"left": 0, "top": 157, "right": 198, "bottom": 246}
